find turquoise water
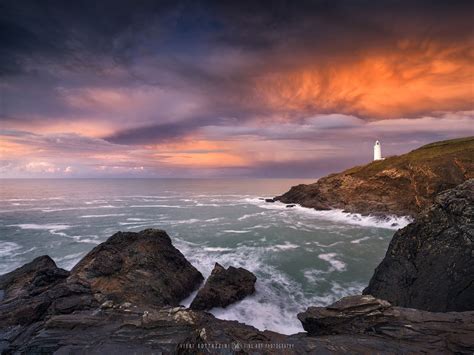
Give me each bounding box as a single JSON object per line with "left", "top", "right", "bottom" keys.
{"left": 0, "top": 179, "right": 410, "bottom": 334}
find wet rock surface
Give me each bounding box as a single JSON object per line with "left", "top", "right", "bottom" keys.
{"left": 0, "top": 256, "right": 95, "bottom": 328}
{"left": 190, "top": 263, "right": 256, "bottom": 311}
{"left": 297, "top": 295, "right": 474, "bottom": 354}
{"left": 276, "top": 137, "right": 474, "bottom": 216}
{"left": 364, "top": 179, "right": 474, "bottom": 312}
{"left": 71, "top": 229, "right": 204, "bottom": 307}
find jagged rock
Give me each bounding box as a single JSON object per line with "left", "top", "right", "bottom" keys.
{"left": 297, "top": 295, "right": 474, "bottom": 353}
{"left": 0, "top": 256, "right": 99, "bottom": 330}
{"left": 0, "top": 256, "right": 68, "bottom": 302}
{"left": 0, "top": 256, "right": 69, "bottom": 327}
{"left": 190, "top": 263, "right": 256, "bottom": 311}
{"left": 265, "top": 198, "right": 275, "bottom": 203}
{"left": 71, "top": 229, "right": 204, "bottom": 307}
{"left": 364, "top": 180, "right": 474, "bottom": 312}
{"left": 276, "top": 137, "right": 474, "bottom": 216}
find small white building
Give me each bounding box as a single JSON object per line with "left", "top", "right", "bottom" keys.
{"left": 374, "top": 140, "right": 383, "bottom": 161}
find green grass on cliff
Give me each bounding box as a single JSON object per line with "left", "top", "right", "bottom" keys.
{"left": 343, "top": 136, "right": 474, "bottom": 177}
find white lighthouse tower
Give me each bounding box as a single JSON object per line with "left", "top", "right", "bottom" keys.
{"left": 373, "top": 140, "right": 382, "bottom": 161}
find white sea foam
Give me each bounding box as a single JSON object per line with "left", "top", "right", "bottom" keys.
{"left": 267, "top": 242, "right": 299, "bottom": 251}
{"left": 222, "top": 230, "right": 250, "bottom": 234}
{"left": 318, "top": 253, "right": 347, "bottom": 272}
{"left": 42, "top": 205, "right": 118, "bottom": 212}
{"left": 351, "top": 236, "right": 371, "bottom": 244}
{"left": 10, "top": 223, "right": 71, "bottom": 231}
{"left": 312, "top": 241, "right": 344, "bottom": 248}
{"left": 80, "top": 213, "right": 126, "bottom": 218}
{"left": 243, "top": 198, "right": 411, "bottom": 230}
{"left": 195, "top": 202, "right": 220, "bottom": 207}
{"left": 129, "top": 204, "right": 184, "bottom": 208}
{"left": 203, "top": 247, "right": 233, "bottom": 252}
{"left": 0, "top": 241, "right": 22, "bottom": 257}
{"left": 55, "top": 252, "right": 87, "bottom": 270}
{"left": 303, "top": 269, "right": 327, "bottom": 283}
{"left": 238, "top": 212, "right": 266, "bottom": 221}
{"left": 84, "top": 200, "right": 108, "bottom": 205}
{"left": 204, "top": 217, "right": 225, "bottom": 222}
{"left": 173, "top": 237, "right": 364, "bottom": 335}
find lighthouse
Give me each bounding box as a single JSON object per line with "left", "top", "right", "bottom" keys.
{"left": 373, "top": 140, "right": 382, "bottom": 161}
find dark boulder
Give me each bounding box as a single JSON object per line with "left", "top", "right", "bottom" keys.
{"left": 70, "top": 229, "right": 204, "bottom": 307}
{"left": 265, "top": 198, "right": 275, "bottom": 203}
{"left": 0, "top": 256, "right": 70, "bottom": 327}
{"left": 190, "top": 263, "right": 256, "bottom": 311}
{"left": 297, "top": 295, "right": 474, "bottom": 353}
{"left": 286, "top": 204, "right": 296, "bottom": 208}
{"left": 364, "top": 179, "right": 474, "bottom": 312}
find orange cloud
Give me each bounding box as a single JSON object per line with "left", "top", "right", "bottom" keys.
{"left": 256, "top": 41, "right": 473, "bottom": 119}
{"left": 152, "top": 140, "right": 248, "bottom": 168}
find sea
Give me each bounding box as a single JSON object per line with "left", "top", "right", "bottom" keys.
{"left": 0, "top": 179, "right": 411, "bottom": 334}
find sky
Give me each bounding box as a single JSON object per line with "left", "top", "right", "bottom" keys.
{"left": 1, "top": 0, "right": 473, "bottom": 178}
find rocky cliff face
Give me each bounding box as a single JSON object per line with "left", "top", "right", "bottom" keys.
{"left": 276, "top": 137, "right": 474, "bottom": 216}
{"left": 363, "top": 179, "right": 474, "bottom": 312}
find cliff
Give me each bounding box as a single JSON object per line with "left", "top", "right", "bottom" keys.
{"left": 364, "top": 179, "right": 474, "bottom": 311}
{"left": 276, "top": 136, "right": 474, "bottom": 216}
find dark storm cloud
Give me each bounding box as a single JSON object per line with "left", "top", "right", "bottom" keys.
{"left": 2, "top": 0, "right": 472, "bottom": 75}
{"left": 104, "top": 117, "right": 215, "bottom": 145}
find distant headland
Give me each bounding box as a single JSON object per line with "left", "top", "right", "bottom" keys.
{"left": 276, "top": 136, "right": 474, "bottom": 217}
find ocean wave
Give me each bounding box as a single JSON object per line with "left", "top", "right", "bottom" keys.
{"left": 55, "top": 252, "right": 87, "bottom": 270}
{"left": 42, "top": 205, "right": 119, "bottom": 212}
{"left": 84, "top": 200, "right": 108, "bottom": 205}
{"left": 80, "top": 213, "right": 126, "bottom": 218}
{"left": 204, "top": 217, "right": 225, "bottom": 222}
{"left": 243, "top": 198, "right": 411, "bottom": 230}
{"left": 351, "top": 236, "right": 371, "bottom": 244}
{"left": 129, "top": 204, "right": 185, "bottom": 208}
{"left": 318, "top": 253, "right": 346, "bottom": 272}
{"left": 202, "top": 247, "right": 233, "bottom": 252}
{"left": 222, "top": 230, "right": 251, "bottom": 234}
{"left": 267, "top": 242, "right": 299, "bottom": 251}
{"left": 312, "top": 241, "right": 344, "bottom": 248}
{"left": 9, "top": 223, "right": 71, "bottom": 231}
{"left": 174, "top": 237, "right": 363, "bottom": 335}
{"left": 0, "top": 241, "right": 22, "bottom": 257}
{"left": 238, "top": 212, "right": 266, "bottom": 221}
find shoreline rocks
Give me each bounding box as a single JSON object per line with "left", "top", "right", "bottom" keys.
{"left": 363, "top": 179, "right": 474, "bottom": 312}
{"left": 297, "top": 295, "right": 474, "bottom": 353}
{"left": 190, "top": 263, "right": 256, "bottom": 311}
{"left": 71, "top": 229, "right": 204, "bottom": 307}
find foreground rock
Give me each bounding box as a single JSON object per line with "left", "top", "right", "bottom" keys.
{"left": 0, "top": 256, "right": 95, "bottom": 328}
{"left": 71, "top": 229, "right": 204, "bottom": 306}
{"left": 297, "top": 295, "right": 474, "bottom": 353}
{"left": 190, "top": 263, "right": 256, "bottom": 310}
{"left": 276, "top": 137, "right": 474, "bottom": 216}
{"left": 364, "top": 180, "right": 474, "bottom": 312}
{"left": 2, "top": 226, "right": 474, "bottom": 353}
